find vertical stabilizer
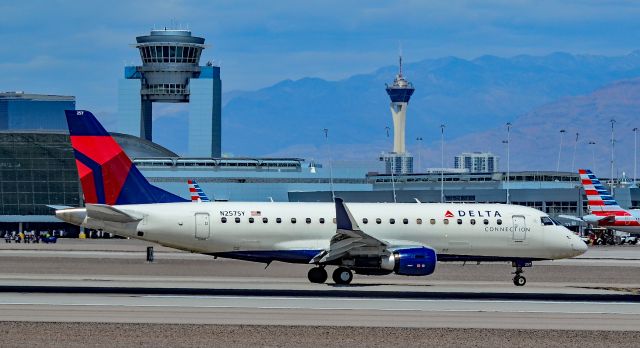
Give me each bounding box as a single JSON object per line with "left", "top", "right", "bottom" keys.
{"left": 579, "top": 169, "right": 630, "bottom": 216}
{"left": 65, "top": 110, "right": 188, "bottom": 205}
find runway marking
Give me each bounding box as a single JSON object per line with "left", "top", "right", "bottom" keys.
{"left": 0, "top": 302, "right": 638, "bottom": 316}
{"left": 141, "top": 295, "right": 640, "bottom": 306}
{"left": 1, "top": 295, "right": 639, "bottom": 316}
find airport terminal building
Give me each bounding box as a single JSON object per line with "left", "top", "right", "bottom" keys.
{"left": 2, "top": 31, "right": 639, "bottom": 234}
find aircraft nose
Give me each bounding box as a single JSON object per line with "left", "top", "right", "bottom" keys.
{"left": 571, "top": 234, "right": 588, "bottom": 256}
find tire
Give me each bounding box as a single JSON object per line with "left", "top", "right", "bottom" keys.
{"left": 513, "top": 275, "right": 526, "bottom": 287}
{"left": 332, "top": 267, "right": 353, "bottom": 285}
{"left": 307, "top": 267, "right": 328, "bottom": 284}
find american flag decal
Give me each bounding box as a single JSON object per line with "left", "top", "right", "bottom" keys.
{"left": 251, "top": 211, "right": 261, "bottom": 217}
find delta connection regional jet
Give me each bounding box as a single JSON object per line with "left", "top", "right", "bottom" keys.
{"left": 55, "top": 110, "right": 587, "bottom": 286}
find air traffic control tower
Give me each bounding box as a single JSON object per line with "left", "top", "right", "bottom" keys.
{"left": 117, "top": 29, "right": 221, "bottom": 157}
{"left": 381, "top": 56, "right": 415, "bottom": 174}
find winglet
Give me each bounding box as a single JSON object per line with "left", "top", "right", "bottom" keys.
{"left": 334, "top": 197, "right": 360, "bottom": 231}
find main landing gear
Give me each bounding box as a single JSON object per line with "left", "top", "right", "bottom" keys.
{"left": 332, "top": 267, "right": 353, "bottom": 285}
{"left": 512, "top": 266, "right": 526, "bottom": 286}
{"left": 307, "top": 266, "right": 327, "bottom": 284}
{"left": 307, "top": 266, "right": 354, "bottom": 285}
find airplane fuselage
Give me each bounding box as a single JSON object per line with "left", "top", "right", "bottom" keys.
{"left": 589, "top": 209, "right": 640, "bottom": 233}
{"left": 62, "top": 202, "right": 586, "bottom": 263}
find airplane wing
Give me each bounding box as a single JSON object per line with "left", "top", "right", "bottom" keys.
{"left": 86, "top": 204, "right": 142, "bottom": 223}
{"left": 557, "top": 215, "right": 586, "bottom": 223}
{"left": 559, "top": 214, "right": 616, "bottom": 226}
{"left": 310, "top": 198, "right": 389, "bottom": 264}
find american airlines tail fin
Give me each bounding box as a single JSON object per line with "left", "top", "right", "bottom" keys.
{"left": 65, "top": 110, "right": 188, "bottom": 205}
{"left": 188, "top": 180, "right": 211, "bottom": 202}
{"left": 578, "top": 169, "right": 630, "bottom": 217}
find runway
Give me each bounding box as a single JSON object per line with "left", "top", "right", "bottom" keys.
{"left": 1, "top": 292, "right": 640, "bottom": 330}
{"left": 1, "top": 239, "right": 640, "bottom": 346}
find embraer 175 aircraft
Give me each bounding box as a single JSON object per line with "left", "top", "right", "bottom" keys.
{"left": 55, "top": 110, "right": 587, "bottom": 286}
{"left": 576, "top": 169, "right": 640, "bottom": 233}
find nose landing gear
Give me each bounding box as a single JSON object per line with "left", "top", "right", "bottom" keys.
{"left": 511, "top": 260, "right": 531, "bottom": 286}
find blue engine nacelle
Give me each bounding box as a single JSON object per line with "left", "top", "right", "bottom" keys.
{"left": 380, "top": 247, "right": 437, "bottom": 276}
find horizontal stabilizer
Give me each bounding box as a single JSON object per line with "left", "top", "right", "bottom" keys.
{"left": 86, "top": 204, "right": 142, "bottom": 223}
{"left": 47, "top": 205, "right": 73, "bottom": 210}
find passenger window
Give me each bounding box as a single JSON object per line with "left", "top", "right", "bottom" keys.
{"left": 333, "top": 218, "right": 336, "bottom": 224}
{"left": 470, "top": 219, "right": 476, "bottom": 225}
{"left": 497, "top": 219, "right": 502, "bottom": 225}
{"left": 221, "top": 217, "right": 227, "bottom": 223}
{"left": 376, "top": 218, "right": 382, "bottom": 224}
{"left": 416, "top": 218, "right": 422, "bottom": 225}
{"left": 319, "top": 218, "right": 325, "bottom": 224}
{"left": 362, "top": 218, "right": 368, "bottom": 224}
{"left": 249, "top": 217, "right": 254, "bottom": 223}
{"left": 235, "top": 217, "right": 240, "bottom": 223}
{"left": 262, "top": 217, "right": 268, "bottom": 223}
{"left": 483, "top": 219, "right": 489, "bottom": 225}
{"left": 389, "top": 218, "right": 395, "bottom": 224}
{"left": 276, "top": 218, "right": 282, "bottom": 223}
{"left": 457, "top": 219, "right": 462, "bottom": 225}
{"left": 306, "top": 218, "right": 311, "bottom": 224}
{"left": 430, "top": 219, "right": 436, "bottom": 225}
{"left": 403, "top": 218, "right": 409, "bottom": 224}
{"left": 443, "top": 219, "right": 449, "bottom": 225}
{"left": 291, "top": 218, "right": 297, "bottom": 224}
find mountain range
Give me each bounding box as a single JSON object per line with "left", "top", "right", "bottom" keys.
{"left": 154, "top": 51, "right": 640, "bottom": 174}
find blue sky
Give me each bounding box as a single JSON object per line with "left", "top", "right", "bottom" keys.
{"left": 2, "top": 0, "right": 640, "bottom": 118}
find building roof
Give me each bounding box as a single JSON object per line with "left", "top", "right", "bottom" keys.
{"left": 0, "top": 92, "right": 75, "bottom": 102}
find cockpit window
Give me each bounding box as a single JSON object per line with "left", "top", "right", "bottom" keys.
{"left": 550, "top": 217, "right": 562, "bottom": 226}
{"left": 541, "top": 216, "right": 554, "bottom": 226}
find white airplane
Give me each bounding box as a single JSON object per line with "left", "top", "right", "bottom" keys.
{"left": 56, "top": 110, "right": 587, "bottom": 286}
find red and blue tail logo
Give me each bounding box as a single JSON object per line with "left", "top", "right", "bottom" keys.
{"left": 188, "top": 179, "right": 211, "bottom": 202}
{"left": 578, "top": 169, "right": 630, "bottom": 217}
{"left": 65, "top": 110, "right": 188, "bottom": 205}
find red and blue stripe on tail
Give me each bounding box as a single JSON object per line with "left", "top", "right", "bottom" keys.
{"left": 65, "top": 110, "right": 188, "bottom": 205}
{"left": 188, "top": 179, "right": 211, "bottom": 202}
{"left": 578, "top": 169, "right": 630, "bottom": 217}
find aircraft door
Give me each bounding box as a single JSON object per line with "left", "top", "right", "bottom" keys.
{"left": 512, "top": 215, "right": 526, "bottom": 241}
{"left": 195, "top": 213, "right": 211, "bottom": 240}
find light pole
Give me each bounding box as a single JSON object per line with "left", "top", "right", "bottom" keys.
{"left": 385, "top": 126, "right": 397, "bottom": 203}
{"left": 505, "top": 122, "right": 512, "bottom": 203}
{"left": 440, "top": 124, "right": 445, "bottom": 203}
{"left": 416, "top": 137, "right": 423, "bottom": 173}
{"left": 571, "top": 132, "right": 579, "bottom": 172}
{"left": 323, "top": 128, "right": 335, "bottom": 200}
{"left": 556, "top": 129, "right": 566, "bottom": 172}
{"left": 610, "top": 119, "right": 616, "bottom": 190}
{"left": 588, "top": 141, "right": 597, "bottom": 172}
{"left": 634, "top": 128, "right": 638, "bottom": 188}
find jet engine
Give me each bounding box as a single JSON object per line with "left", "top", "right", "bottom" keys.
{"left": 380, "top": 246, "right": 437, "bottom": 276}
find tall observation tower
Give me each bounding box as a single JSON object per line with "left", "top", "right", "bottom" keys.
{"left": 381, "top": 56, "right": 415, "bottom": 174}
{"left": 117, "top": 29, "right": 222, "bottom": 157}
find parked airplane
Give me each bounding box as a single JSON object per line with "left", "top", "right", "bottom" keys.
{"left": 188, "top": 180, "right": 211, "bottom": 202}
{"left": 576, "top": 169, "right": 640, "bottom": 233}
{"left": 55, "top": 110, "right": 587, "bottom": 286}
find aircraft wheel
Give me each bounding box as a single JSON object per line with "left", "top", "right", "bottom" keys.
{"left": 307, "top": 267, "right": 327, "bottom": 284}
{"left": 513, "top": 275, "right": 526, "bottom": 287}
{"left": 332, "top": 267, "right": 353, "bottom": 285}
